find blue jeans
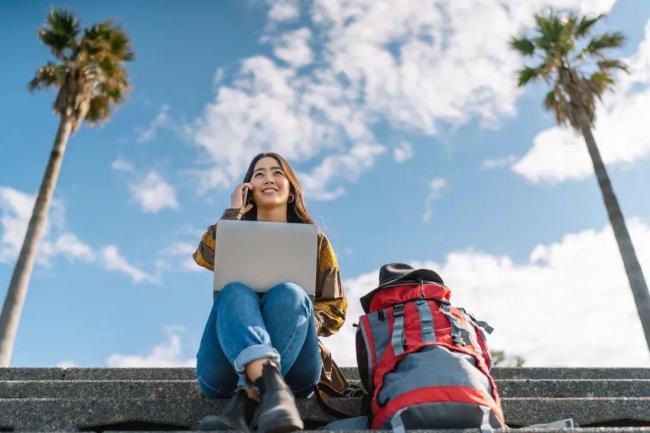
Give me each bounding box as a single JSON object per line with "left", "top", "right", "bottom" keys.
{"left": 196, "top": 281, "right": 322, "bottom": 398}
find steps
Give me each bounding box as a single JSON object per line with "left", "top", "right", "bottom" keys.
{"left": 0, "top": 367, "right": 649, "bottom": 431}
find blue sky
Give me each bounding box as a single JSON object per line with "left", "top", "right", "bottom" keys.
{"left": 1, "top": 0, "right": 650, "bottom": 367}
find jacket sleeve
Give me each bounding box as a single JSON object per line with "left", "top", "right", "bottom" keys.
{"left": 314, "top": 233, "right": 348, "bottom": 336}
{"left": 192, "top": 208, "right": 243, "bottom": 271}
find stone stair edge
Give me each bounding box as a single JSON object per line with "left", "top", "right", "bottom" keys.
{"left": 3, "top": 379, "right": 649, "bottom": 399}
{"left": 2, "top": 396, "right": 650, "bottom": 401}
{"left": 3, "top": 427, "right": 650, "bottom": 433}
{"left": 1, "top": 396, "right": 650, "bottom": 427}
{"left": 2, "top": 367, "right": 649, "bottom": 370}
{"left": 2, "top": 366, "right": 650, "bottom": 380}
{"left": 3, "top": 378, "right": 649, "bottom": 382}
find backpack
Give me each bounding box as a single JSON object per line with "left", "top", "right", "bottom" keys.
{"left": 355, "top": 271, "right": 506, "bottom": 431}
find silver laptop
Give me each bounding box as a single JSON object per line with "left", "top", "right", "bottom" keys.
{"left": 213, "top": 220, "right": 318, "bottom": 295}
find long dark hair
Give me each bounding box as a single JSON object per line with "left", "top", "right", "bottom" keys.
{"left": 242, "top": 153, "right": 314, "bottom": 224}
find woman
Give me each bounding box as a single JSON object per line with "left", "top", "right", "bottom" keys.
{"left": 192, "top": 153, "right": 348, "bottom": 433}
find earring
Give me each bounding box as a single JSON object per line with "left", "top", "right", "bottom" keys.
{"left": 289, "top": 194, "right": 295, "bottom": 203}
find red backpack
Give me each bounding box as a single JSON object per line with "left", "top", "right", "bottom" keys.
{"left": 355, "top": 264, "right": 506, "bottom": 431}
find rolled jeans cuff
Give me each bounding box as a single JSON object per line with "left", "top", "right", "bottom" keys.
{"left": 234, "top": 344, "right": 281, "bottom": 388}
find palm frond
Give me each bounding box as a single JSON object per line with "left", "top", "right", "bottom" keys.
{"left": 544, "top": 86, "right": 570, "bottom": 126}
{"left": 558, "top": 16, "right": 577, "bottom": 57}
{"left": 511, "top": 8, "right": 623, "bottom": 130}
{"left": 84, "top": 95, "right": 111, "bottom": 123}
{"left": 575, "top": 13, "right": 604, "bottom": 38}
{"left": 28, "top": 62, "right": 67, "bottom": 91}
{"left": 31, "top": 9, "right": 133, "bottom": 127}
{"left": 71, "top": 20, "right": 133, "bottom": 120}
{"left": 516, "top": 66, "right": 542, "bottom": 87}
{"left": 597, "top": 58, "right": 629, "bottom": 73}
{"left": 582, "top": 32, "right": 626, "bottom": 57}
{"left": 532, "top": 11, "right": 575, "bottom": 60}
{"left": 104, "top": 24, "right": 134, "bottom": 61}
{"left": 97, "top": 71, "right": 129, "bottom": 104}
{"left": 588, "top": 71, "right": 615, "bottom": 98}
{"left": 534, "top": 12, "right": 564, "bottom": 45}
{"left": 38, "top": 9, "right": 80, "bottom": 59}
{"left": 564, "top": 14, "right": 578, "bottom": 39}
{"left": 510, "top": 37, "right": 535, "bottom": 56}
{"left": 543, "top": 87, "right": 558, "bottom": 111}
{"left": 80, "top": 22, "right": 133, "bottom": 67}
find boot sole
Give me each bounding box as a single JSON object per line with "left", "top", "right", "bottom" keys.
{"left": 261, "top": 423, "right": 303, "bottom": 433}
{"left": 258, "top": 416, "right": 303, "bottom": 433}
{"left": 192, "top": 417, "right": 250, "bottom": 432}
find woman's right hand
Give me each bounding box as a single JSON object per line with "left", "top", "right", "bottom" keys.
{"left": 230, "top": 182, "right": 255, "bottom": 214}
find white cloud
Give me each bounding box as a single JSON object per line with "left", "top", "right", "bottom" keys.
{"left": 308, "top": 0, "right": 614, "bottom": 135}
{"left": 106, "top": 327, "right": 195, "bottom": 367}
{"left": 0, "top": 187, "right": 35, "bottom": 262}
{"left": 50, "top": 233, "right": 95, "bottom": 262}
{"left": 191, "top": 53, "right": 383, "bottom": 198}
{"left": 327, "top": 218, "right": 650, "bottom": 367}
{"left": 112, "top": 158, "right": 135, "bottom": 173}
{"left": 100, "top": 245, "right": 157, "bottom": 284}
{"left": 0, "top": 185, "right": 158, "bottom": 284}
{"left": 393, "top": 140, "right": 414, "bottom": 162}
{"left": 298, "top": 142, "right": 386, "bottom": 200}
{"left": 129, "top": 170, "right": 179, "bottom": 213}
{"left": 423, "top": 177, "right": 447, "bottom": 222}
{"left": 272, "top": 28, "right": 313, "bottom": 68}
{"left": 0, "top": 186, "right": 89, "bottom": 265}
{"left": 190, "top": 0, "right": 616, "bottom": 199}
{"left": 481, "top": 154, "right": 516, "bottom": 170}
{"left": 513, "top": 19, "right": 650, "bottom": 183}
{"left": 268, "top": 0, "right": 300, "bottom": 22}
{"left": 164, "top": 242, "right": 195, "bottom": 256}
{"left": 136, "top": 105, "right": 171, "bottom": 143}
{"left": 160, "top": 241, "right": 202, "bottom": 273}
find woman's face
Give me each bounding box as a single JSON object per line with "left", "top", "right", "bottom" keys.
{"left": 250, "top": 156, "right": 291, "bottom": 208}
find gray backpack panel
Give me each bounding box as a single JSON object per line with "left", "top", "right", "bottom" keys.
{"left": 378, "top": 345, "right": 493, "bottom": 406}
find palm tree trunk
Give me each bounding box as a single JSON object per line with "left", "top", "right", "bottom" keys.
{"left": 0, "top": 115, "right": 73, "bottom": 367}
{"left": 582, "top": 124, "right": 650, "bottom": 354}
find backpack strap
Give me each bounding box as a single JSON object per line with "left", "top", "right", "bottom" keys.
{"left": 475, "top": 320, "right": 494, "bottom": 334}
{"left": 480, "top": 406, "right": 496, "bottom": 433}
{"left": 415, "top": 299, "right": 436, "bottom": 342}
{"left": 390, "top": 303, "right": 406, "bottom": 356}
{"left": 460, "top": 307, "right": 495, "bottom": 335}
{"left": 390, "top": 411, "right": 406, "bottom": 433}
{"left": 314, "top": 382, "right": 359, "bottom": 419}
{"left": 440, "top": 302, "right": 470, "bottom": 346}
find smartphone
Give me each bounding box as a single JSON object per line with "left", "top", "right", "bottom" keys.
{"left": 242, "top": 186, "right": 254, "bottom": 205}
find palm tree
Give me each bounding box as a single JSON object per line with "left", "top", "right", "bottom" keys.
{"left": 0, "top": 9, "right": 133, "bottom": 366}
{"left": 511, "top": 10, "right": 650, "bottom": 353}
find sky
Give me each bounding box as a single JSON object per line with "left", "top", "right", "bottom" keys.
{"left": 1, "top": 0, "right": 650, "bottom": 368}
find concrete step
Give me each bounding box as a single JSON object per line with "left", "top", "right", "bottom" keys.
{"left": 1, "top": 379, "right": 649, "bottom": 399}
{"left": 0, "top": 380, "right": 201, "bottom": 399}
{"left": 492, "top": 368, "right": 650, "bottom": 380}
{"left": 497, "top": 379, "right": 650, "bottom": 398}
{"left": 1, "top": 396, "right": 649, "bottom": 431}
{"left": 9, "top": 430, "right": 649, "bottom": 433}
{"left": 2, "top": 367, "right": 650, "bottom": 381}
{"left": 0, "top": 367, "right": 195, "bottom": 381}
{"left": 2, "top": 368, "right": 649, "bottom": 431}
{"left": 25, "top": 430, "right": 650, "bottom": 433}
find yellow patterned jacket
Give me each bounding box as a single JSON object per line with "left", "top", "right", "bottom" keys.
{"left": 192, "top": 208, "right": 349, "bottom": 391}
